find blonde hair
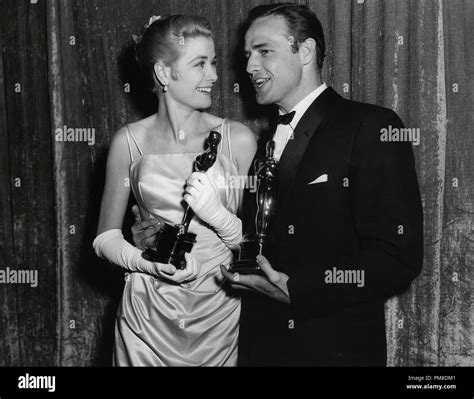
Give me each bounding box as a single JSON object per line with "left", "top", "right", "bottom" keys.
{"left": 135, "top": 14, "right": 213, "bottom": 92}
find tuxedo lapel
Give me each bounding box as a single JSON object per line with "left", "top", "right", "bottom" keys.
{"left": 277, "top": 87, "right": 343, "bottom": 211}
{"left": 243, "top": 88, "right": 343, "bottom": 236}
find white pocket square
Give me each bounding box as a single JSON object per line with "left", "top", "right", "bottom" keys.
{"left": 308, "top": 174, "right": 328, "bottom": 185}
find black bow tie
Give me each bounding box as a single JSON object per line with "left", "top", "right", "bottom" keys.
{"left": 277, "top": 111, "right": 296, "bottom": 125}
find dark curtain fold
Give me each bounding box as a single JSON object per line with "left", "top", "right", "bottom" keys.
{"left": 0, "top": 0, "right": 57, "bottom": 366}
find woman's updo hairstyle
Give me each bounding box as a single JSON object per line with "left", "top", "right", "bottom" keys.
{"left": 133, "top": 14, "right": 213, "bottom": 93}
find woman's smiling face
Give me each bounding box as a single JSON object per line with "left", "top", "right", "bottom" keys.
{"left": 167, "top": 36, "right": 218, "bottom": 110}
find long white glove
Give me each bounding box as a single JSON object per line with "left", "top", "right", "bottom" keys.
{"left": 184, "top": 172, "right": 242, "bottom": 248}
{"left": 93, "top": 229, "right": 201, "bottom": 283}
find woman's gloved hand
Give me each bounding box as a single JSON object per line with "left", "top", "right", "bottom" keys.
{"left": 184, "top": 172, "right": 242, "bottom": 248}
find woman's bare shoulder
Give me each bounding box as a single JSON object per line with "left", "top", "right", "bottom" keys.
{"left": 126, "top": 114, "right": 157, "bottom": 138}
{"left": 227, "top": 120, "right": 257, "bottom": 174}
{"left": 201, "top": 112, "right": 224, "bottom": 130}
{"left": 228, "top": 120, "right": 257, "bottom": 147}
{"left": 107, "top": 115, "right": 154, "bottom": 159}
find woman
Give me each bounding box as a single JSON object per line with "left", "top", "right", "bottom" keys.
{"left": 93, "top": 14, "right": 257, "bottom": 366}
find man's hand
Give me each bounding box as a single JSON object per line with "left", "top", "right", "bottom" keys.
{"left": 220, "top": 255, "right": 290, "bottom": 303}
{"left": 131, "top": 205, "right": 161, "bottom": 250}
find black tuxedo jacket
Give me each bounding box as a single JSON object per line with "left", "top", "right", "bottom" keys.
{"left": 238, "top": 87, "right": 423, "bottom": 366}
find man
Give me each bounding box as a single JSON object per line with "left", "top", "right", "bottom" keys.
{"left": 218, "top": 3, "right": 423, "bottom": 366}
{"left": 132, "top": 3, "right": 423, "bottom": 366}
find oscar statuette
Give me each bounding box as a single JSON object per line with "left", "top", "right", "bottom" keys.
{"left": 228, "top": 140, "right": 278, "bottom": 275}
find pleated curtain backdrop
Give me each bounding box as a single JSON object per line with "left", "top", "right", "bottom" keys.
{"left": 0, "top": 0, "right": 472, "bottom": 366}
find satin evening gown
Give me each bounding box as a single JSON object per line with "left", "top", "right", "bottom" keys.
{"left": 114, "top": 119, "right": 241, "bottom": 366}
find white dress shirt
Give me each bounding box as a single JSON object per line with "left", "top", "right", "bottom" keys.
{"left": 273, "top": 83, "right": 328, "bottom": 161}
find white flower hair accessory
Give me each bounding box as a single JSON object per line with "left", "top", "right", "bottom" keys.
{"left": 147, "top": 15, "right": 162, "bottom": 27}
{"left": 132, "top": 15, "right": 162, "bottom": 44}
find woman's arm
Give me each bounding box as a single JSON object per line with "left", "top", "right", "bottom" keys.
{"left": 94, "top": 127, "right": 174, "bottom": 276}
{"left": 94, "top": 127, "right": 199, "bottom": 282}
{"left": 97, "top": 127, "right": 131, "bottom": 235}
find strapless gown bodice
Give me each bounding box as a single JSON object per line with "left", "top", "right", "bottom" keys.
{"left": 130, "top": 152, "right": 240, "bottom": 282}
{"left": 114, "top": 150, "right": 242, "bottom": 366}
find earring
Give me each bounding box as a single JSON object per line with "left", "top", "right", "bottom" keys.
{"left": 163, "top": 84, "right": 168, "bottom": 93}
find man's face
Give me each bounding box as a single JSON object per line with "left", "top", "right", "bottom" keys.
{"left": 244, "top": 15, "right": 303, "bottom": 110}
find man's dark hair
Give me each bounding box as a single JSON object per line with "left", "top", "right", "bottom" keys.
{"left": 246, "top": 3, "right": 326, "bottom": 70}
